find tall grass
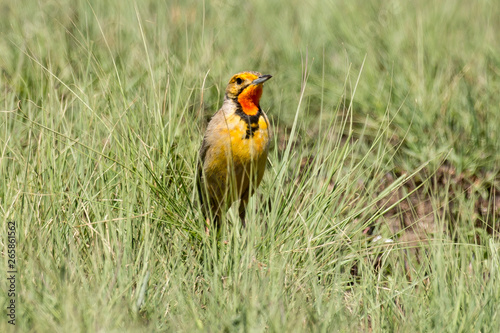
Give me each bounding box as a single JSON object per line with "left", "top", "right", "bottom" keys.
{"left": 1, "top": 0, "right": 499, "bottom": 331}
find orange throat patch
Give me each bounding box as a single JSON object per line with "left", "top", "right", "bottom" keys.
{"left": 238, "top": 85, "right": 263, "bottom": 116}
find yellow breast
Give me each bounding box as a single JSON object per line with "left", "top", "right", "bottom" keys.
{"left": 203, "top": 112, "right": 270, "bottom": 200}
{"left": 229, "top": 114, "right": 270, "bottom": 164}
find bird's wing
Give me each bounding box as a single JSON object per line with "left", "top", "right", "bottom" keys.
{"left": 196, "top": 108, "right": 226, "bottom": 214}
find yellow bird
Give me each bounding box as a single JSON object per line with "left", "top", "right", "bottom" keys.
{"left": 197, "top": 71, "right": 272, "bottom": 229}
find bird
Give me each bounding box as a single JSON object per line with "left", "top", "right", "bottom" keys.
{"left": 197, "top": 71, "right": 272, "bottom": 230}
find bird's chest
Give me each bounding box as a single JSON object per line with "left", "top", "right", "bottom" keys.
{"left": 204, "top": 112, "right": 271, "bottom": 180}
{"left": 227, "top": 114, "right": 270, "bottom": 164}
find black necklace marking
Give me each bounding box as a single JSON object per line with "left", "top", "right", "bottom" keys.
{"left": 233, "top": 97, "right": 261, "bottom": 139}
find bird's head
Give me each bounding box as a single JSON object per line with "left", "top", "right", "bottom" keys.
{"left": 225, "top": 71, "right": 272, "bottom": 116}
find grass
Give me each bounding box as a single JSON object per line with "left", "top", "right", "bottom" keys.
{"left": 1, "top": 0, "right": 499, "bottom": 331}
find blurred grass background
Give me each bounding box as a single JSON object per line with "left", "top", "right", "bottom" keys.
{"left": 1, "top": 0, "right": 499, "bottom": 331}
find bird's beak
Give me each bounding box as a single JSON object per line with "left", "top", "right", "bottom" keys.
{"left": 252, "top": 74, "right": 272, "bottom": 85}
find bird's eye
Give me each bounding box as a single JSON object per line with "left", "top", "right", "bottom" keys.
{"left": 236, "top": 78, "right": 243, "bottom": 85}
